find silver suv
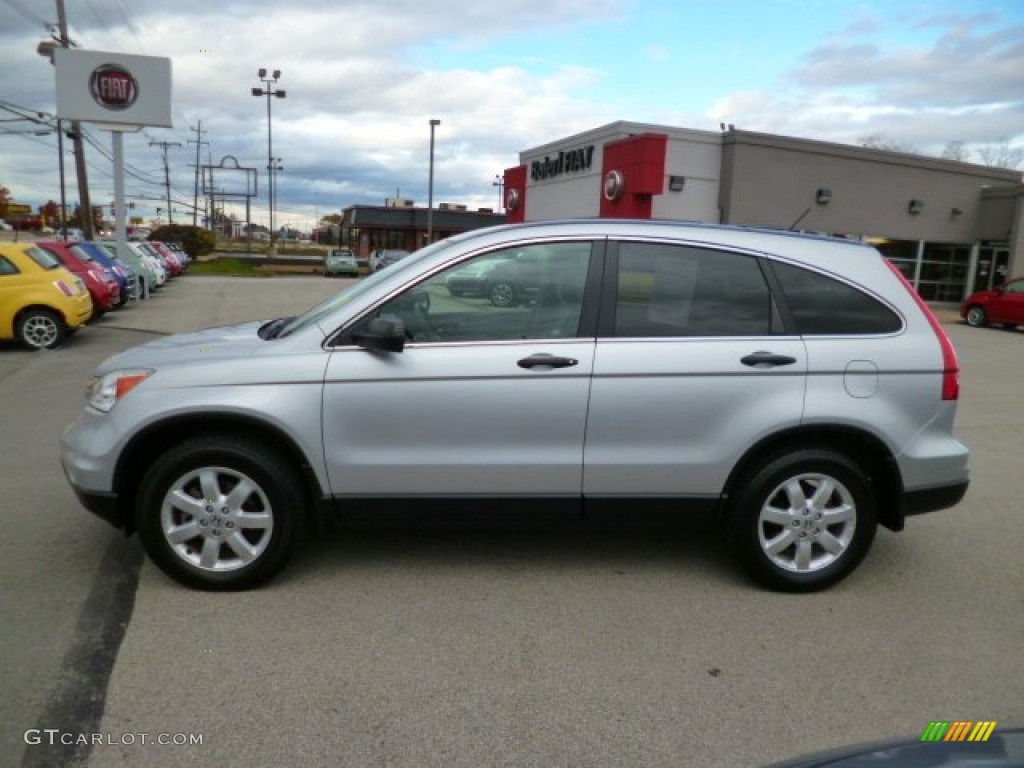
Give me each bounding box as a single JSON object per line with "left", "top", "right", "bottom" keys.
{"left": 61, "top": 220, "right": 969, "bottom": 591}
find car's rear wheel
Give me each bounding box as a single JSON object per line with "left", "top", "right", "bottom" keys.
{"left": 136, "top": 436, "right": 306, "bottom": 590}
{"left": 489, "top": 280, "right": 516, "bottom": 307}
{"left": 726, "top": 448, "right": 877, "bottom": 592}
{"left": 16, "top": 309, "right": 67, "bottom": 350}
{"left": 965, "top": 306, "right": 987, "bottom": 327}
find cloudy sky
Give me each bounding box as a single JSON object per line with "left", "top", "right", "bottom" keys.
{"left": 1, "top": 0, "right": 1022, "bottom": 230}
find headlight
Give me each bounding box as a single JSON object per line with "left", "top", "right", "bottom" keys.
{"left": 86, "top": 369, "right": 154, "bottom": 413}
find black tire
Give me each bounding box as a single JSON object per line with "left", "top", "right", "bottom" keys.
{"left": 136, "top": 435, "right": 306, "bottom": 590}
{"left": 964, "top": 305, "right": 987, "bottom": 327}
{"left": 725, "top": 448, "right": 877, "bottom": 592}
{"left": 16, "top": 308, "right": 67, "bottom": 350}
{"left": 489, "top": 280, "right": 517, "bottom": 308}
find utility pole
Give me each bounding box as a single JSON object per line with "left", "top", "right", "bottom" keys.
{"left": 55, "top": 0, "right": 93, "bottom": 239}
{"left": 149, "top": 140, "right": 181, "bottom": 224}
{"left": 188, "top": 122, "right": 208, "bottom": 227}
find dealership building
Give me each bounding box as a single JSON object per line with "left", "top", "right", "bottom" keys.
{"left": 503, "top": 122, "right": 1024, "bottom": 302}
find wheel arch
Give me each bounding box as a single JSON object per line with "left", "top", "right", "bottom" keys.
{"left": 113, "top": 413, "right": 329, "bottom": 535}
{"left": 14, "top": 303, "right": 68, "bottom": 328}
{"left": 721, "top": 425, "right": 905, "bottom": 532}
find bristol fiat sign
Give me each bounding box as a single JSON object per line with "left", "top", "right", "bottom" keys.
{"left": 55, "top": 49, "right": 172, "bottom": 128}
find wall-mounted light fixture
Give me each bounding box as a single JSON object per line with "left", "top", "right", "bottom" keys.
{"left": 908, "top": 199, "right": 924, "bottom": 215}
{"left": 668, "top": 175, "right": 686, "bottom": 192}
{"left": 951, "top": 207, "right": 963, "bottom": 217}
{"left": 816, "top": 188, "right": 831, "bottom": 205}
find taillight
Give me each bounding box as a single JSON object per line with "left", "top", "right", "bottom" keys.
{"left": 885, "top": 260, "right": 960, "bottom": 400}
{"left": 53, "top": 280, "right": 75, "bottom": 296}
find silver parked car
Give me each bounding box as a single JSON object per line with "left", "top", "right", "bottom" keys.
{"left": 61, "top": 220, "right": 969, "bottom": 591}
{"left": 368, "top": 248, "right": 411, "bottom": 273}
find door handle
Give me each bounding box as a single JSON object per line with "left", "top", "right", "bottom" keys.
{"left": 517, "top": 353, "right": 579, "bottom": 369}
{"left": 740, "top": 351, "right": 797, "bottom": 368}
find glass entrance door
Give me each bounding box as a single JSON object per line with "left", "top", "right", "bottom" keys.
{"left": 974, "top": 247, "right": 1010, "bottom": 291}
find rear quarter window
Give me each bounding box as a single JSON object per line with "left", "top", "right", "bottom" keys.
{"left": 25, "top": 247, "right": 62, "bottom": 271}
{"left": 70, "top": 245, "right": 98, "bottom": 262}
{"left": 772, "top": 261, "right": 902, "bottom": 335}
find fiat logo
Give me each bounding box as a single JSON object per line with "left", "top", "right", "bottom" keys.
{"left": 89, "top": 64, "right": 138, "bottom": 110}
{"left": 603, "top": 169, "right": 625, "bottom": 202}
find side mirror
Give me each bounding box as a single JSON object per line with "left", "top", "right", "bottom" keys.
{"left": 353, "top": 316, "right": 405, "bottom": 352}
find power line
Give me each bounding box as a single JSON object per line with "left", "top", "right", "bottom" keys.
{"left": 2, "top": 0, "right": 52, "bottom": 31}
{"left": 111, "top": 0, "right": 145, "bottom": 52}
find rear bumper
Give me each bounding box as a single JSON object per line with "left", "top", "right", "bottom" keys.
{"left": 904, "top": 479, "right": 969, "bottom": 516}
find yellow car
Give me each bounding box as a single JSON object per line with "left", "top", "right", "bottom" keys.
{"left": 0, "top": 243, "right": 93, "bottom": 350}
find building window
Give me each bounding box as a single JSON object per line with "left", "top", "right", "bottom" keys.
{"left": 918, "top": 243, "right": 970, "bottom": 302}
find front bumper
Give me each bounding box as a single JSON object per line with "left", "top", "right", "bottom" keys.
{"left": 69, "top": 483, "right": 127, "bottom": 530}
{"left": 61, "top": 408, "right": 127, "bottom": 529}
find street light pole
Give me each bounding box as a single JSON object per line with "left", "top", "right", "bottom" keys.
{"left": 426, "top": 118, "right": 440, "bottom": 244}
{"left": 493, "top": 174, "right": 504, "bottom": 212}
{"left": 252, "top": 69, "right": 285, "bottom": 252}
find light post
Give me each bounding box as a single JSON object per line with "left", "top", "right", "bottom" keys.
{"left": 251, "top": 69, "right": 285, "bottom": 251}
{"left": 270, "top": 157, "right": 283, "bottom": 242}
{"left": 426, "top": 118, "right": 440, "bottom": 244}
{"left": 493, "top": 174, "right": 504, "bottom": 212}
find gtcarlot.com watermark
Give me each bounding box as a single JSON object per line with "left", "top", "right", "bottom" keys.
{"left": 25, "top": 729, "right": 203, "bottom": 747}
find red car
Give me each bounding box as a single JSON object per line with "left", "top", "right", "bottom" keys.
{"left": 140, "top": 241, "right": 182, "bottom": 277}
{"left": 37, "top": 241, "right": 121, "bottom": 314}
{"left": 960, "top": 277, "right": 1024, "bottom": 329}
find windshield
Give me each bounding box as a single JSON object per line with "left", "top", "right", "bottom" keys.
{"left": 276, "top": 240, "right": 457, "bottom": 338}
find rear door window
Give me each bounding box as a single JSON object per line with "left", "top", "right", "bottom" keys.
{"left": 609, "top": 242, "right": 773, "bottom": 337}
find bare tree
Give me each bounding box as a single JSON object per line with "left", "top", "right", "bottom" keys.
{"left": 976, "top": 138, "right": 1024, "bottom": 169}
{"left": 941, "top": 140, "right": 971, "bottom": 162}
{"left": 858, "top": 133, "right": 919, "bottom": 154}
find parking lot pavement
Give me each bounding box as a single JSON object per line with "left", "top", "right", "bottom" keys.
{"left": 4, "top": 279, "right": 1022, "bottom": 768}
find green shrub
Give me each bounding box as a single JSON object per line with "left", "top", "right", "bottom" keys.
{"left": 149, "top": 224, "right": 216, "bottom": 259}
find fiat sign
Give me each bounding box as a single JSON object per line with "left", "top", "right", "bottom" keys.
{"left": 55, "top": 49, "right": 171, "bottom": 128}
{"left": 89, "top": 64, "right": 138, "bottom": 110}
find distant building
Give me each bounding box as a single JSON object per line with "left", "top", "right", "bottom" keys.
{"left": 503, "top": 121, "right": 1024, "bottom": 302}
{"left": 339, "top": 200, "right": 505, "bottom": 260}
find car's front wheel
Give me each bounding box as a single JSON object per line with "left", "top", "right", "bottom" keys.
{"left": 16, "top": 308, "right": 67, "bottom": 350}
{"left": 726, "top": 448, "right": 877, "bottom": 592}
{"left": 964, "top": 306, "right": 987, "bottom": 327}
{"left": 136, "top": 436, "right": 306, "bottom": 590}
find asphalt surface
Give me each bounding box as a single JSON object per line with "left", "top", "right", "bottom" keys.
{"left": 2, "top": 276, "right": 1021, "bottom": 768}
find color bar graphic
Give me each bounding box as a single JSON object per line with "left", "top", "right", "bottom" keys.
{"left": 920, "top": 721, "right": 997, "bottom": 742}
